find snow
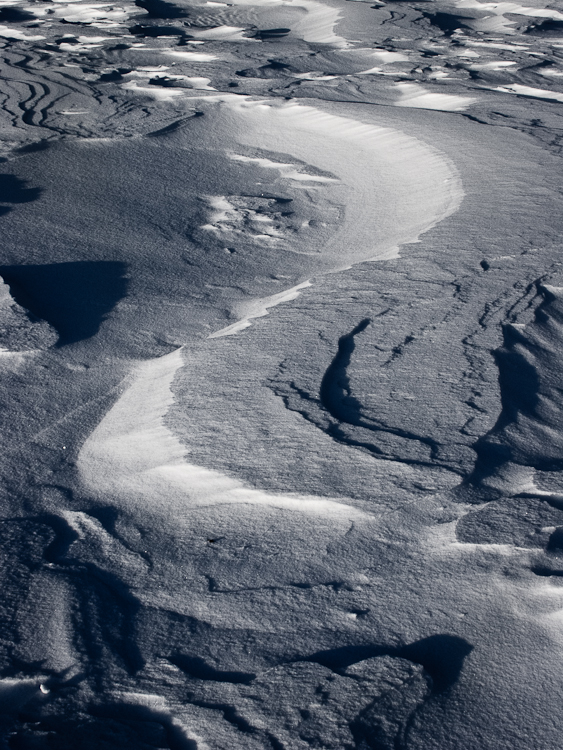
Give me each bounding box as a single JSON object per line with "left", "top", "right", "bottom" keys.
{"left": 493, "top": 83, "right": 563, "bottom": 102}
{"left": 0, "top": 0, "right": 562, "bottom": 745}
{"left": 394, "top": 82, "right": 478, "bottom": 111}
{"left": 0, "top": 24, "right": 44, "bottom": 40}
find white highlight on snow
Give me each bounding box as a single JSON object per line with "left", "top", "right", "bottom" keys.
{"left": 493, "top": 83, "right": 563, "bottom": 102}
{"left": 181, "top": 76, "right": 216, "bottom": 89}
{"left": 227, "top": 0, "right": 347, "bottom": 47}
{"left": 162, "top": 50, "right": 219, "bottom": 61}
{"left": 209, "top": 280, "right": 312, "bottom": 337}
{"left": 135, "top": 65, "right": 171, "bottom": 72}
{"left": 0, "top": 24, "right": 45, "bottom": 40}
{"left": 188, "top": 26, "right": 250, "bottom": 41}
{"left": 456, "top": 0, "right": 563, "bottom": 21}
{"left": 452, "top": 48, "right": 481, "bottom": 57}
{"left": 537, "top": 68, "right": 563, "bottom": 78}
{"left": 394, "top": 82, "right": 478, "bottom": 111}
{"left": 465, "top": 40, "right": 529, "bottom": 50}
{"left": 28, "top": 2, "right": 137, "bottom": 27}
{"left": 468, "top": 60, "right": 517, "bottom": 70}
{"left": 229, "top": 153, "right": 338, "bottom": 182}
{"left": 125, "top": 71, "right": 216, "bottom": 89}
{"left": 217, "top": 96, "right": 463, "bottom": 271}
{"left": 111, "top": 693, "right": 207, "bottom": 749}
{"left": 80, "top": 97, "right": 463, "bottom": 520}
{"left": 356, "top": 66, "right": 385, "bottom": 75}
{"left": 203, "top": 195, "right": 236, "bottom": 224}
{"left": 121, "top": 81, "right": 187, "bottom": 101}
{"left": 0, "top": 679, "right": 44, "bottom": 711}
{"left": 78, "top": 348, "right": 365, "bottom": 518}
{"left": 290, "top": 0, "right": 347, "bottom": 47}
{"left": 77, "top": 35, "right": 111, "bottom": 43}
{"left": 369, "top": 48, "right": 410, "bottom": 64}
{"left": 294, "top": 71, "right": 339, "bottom": 80}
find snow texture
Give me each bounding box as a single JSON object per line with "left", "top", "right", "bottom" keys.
{"left": 0, "top": 0, "right": 562, "bottom": 745}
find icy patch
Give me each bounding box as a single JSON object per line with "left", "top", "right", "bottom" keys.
{"left": 394, "top": 83, "right": 477, "bottom": 111}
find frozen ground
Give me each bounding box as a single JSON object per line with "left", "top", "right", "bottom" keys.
{"left": 0, "top": 0, "right": 562, "bottom": 746}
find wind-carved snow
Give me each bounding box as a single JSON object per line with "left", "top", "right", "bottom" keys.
{"left": 492, "top": 84, "right": 563, "bottom": 103}
{"left": 229, "top": 154, "right": 339, "bottom": 183}
{"left": 26, "top": 1, "right": 140, "bottom": 27}
{"left": 121, "top": 81, "right": 188, "bottom": 100}
{"left": 220, "top": 97, "right": 463, "bottom": 271}
{"left": 79, "top": 98, "right": 463, "bottom": 522}
{"left": 466, "top": 285, "right": 563, "bottom": 499}
{"left": 77, "top": 347, "right": 366, "bottom": 519}
{"left": 209, "top": 280, "right": 312, "bottom": 337}
{"left": 227, "top": 0, "right": 348, "bottom": 47}
{"left": 395, "top": 83, "right": 478, "bottom": 111}
{"left": 201, "top": 194, "right": 289, "bottom": 242}
{"left": 161, "top": 50, "right": 219, "bottom": 61}
{"left": 0, "top": 24, "right": 44, "bottom": 40}
{"left": 456, "top": 0, "right": 563, "bottom": 21}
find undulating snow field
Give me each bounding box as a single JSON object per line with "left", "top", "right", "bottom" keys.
{"left": 0, "top": 0, "right": 563, "bottom": 745}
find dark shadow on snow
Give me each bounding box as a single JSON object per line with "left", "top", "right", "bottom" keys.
{"left": 0, "top": 261, "right": 128, "bottom": 345}
{"left": 0, "top": 7, "right": 35, "bottom": 22}
{"left": 0, "top": 174, "right": 42, "bottom": 217}
{"left": 129, "top": 23, "right": 188, "bottom": 37}
{"left": 306, "top": 634, "right": 473, "bottom": 694}
{"left": 526, "top": 19, "right": 563, "bottom": 35}
{"left": 169, "top": 654, "right": 255, "bottom": 684}
{"left": 135, "top": 0, "right": 189, "bottom": 18}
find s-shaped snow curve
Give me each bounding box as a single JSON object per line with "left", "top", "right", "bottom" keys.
{"left": 78, "top": 99, "right": 463, "bottom": 517}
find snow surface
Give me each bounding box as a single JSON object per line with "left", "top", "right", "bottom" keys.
{"left": 0, "top": 0, "right": 563, "bottom": 746}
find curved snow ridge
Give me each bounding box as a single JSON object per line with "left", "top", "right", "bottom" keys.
{"left": 199, "top": 97, "right": 463, "bottom": 336}
{"left": 456, "top": 0, "right": 563, "bottom": 21}
{"left": 209, "top": 280, "right": 311, "bottom": 338}
{"left": 77, "top": 348, "right": 367, "bottom": 519}
{"left": 228, "top": 0, "right": 348, "bottom": 47}
{"left": 225, "top": 98, "right": 464, "bottom": 270}
{"left": 492, "top": 83, "right": 563, "bottom": 103}
{"left": 395, "top": 83, "right": 478, "bottom": 111}
{"left": 468, "top": 285, "right": 563, "bottom": 497}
